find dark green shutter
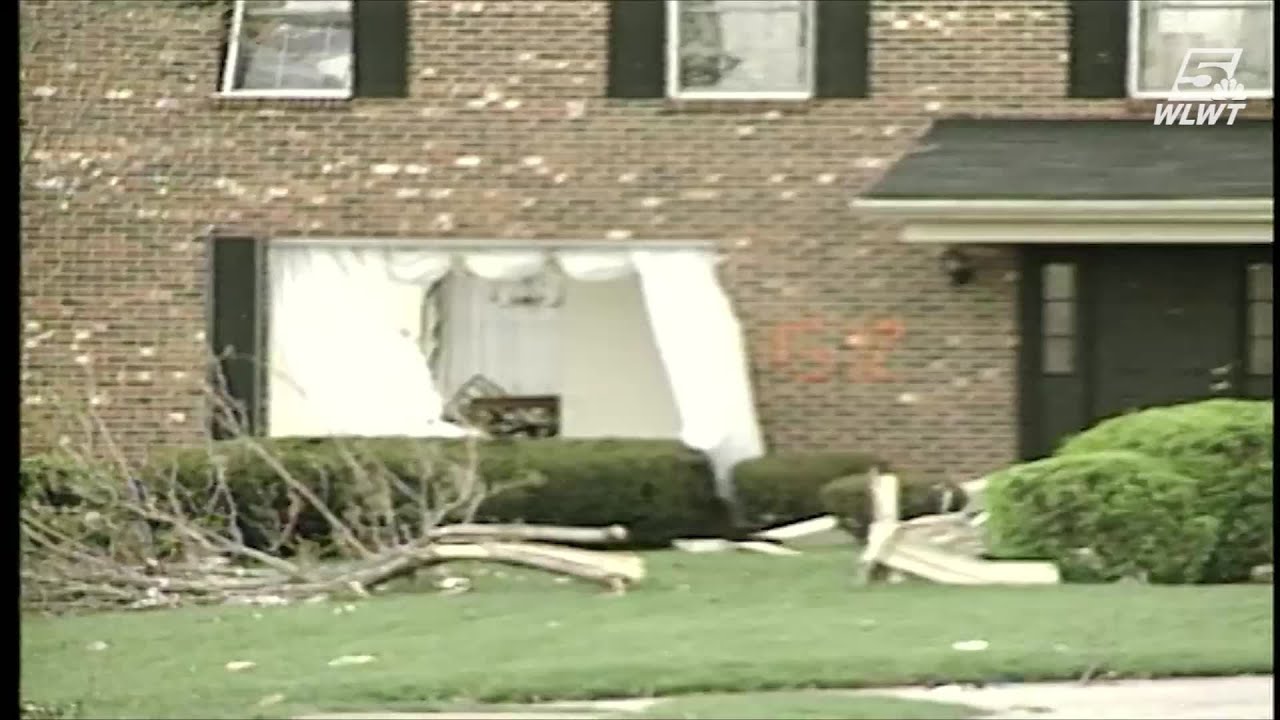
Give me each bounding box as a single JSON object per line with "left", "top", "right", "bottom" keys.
{"left": 208, "top": 236, "right": 266, "bottom": 438}
{"left": 607, "top": 0, "right": 666, "bottom": 98}
{"left": 815, "top": 0, "right": 871, "bottom": 98}
{"left": 354, "top": 0, "right": 410, "bottom": 98}
{"left": 1068, "top": 0, "right": 1130, "bottom": 98}
{"left": 215, "top": 1, "right": 237, "bottom": 92}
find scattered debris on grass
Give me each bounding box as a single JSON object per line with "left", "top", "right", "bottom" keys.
{"left": 327, "top": 654, "right": 377, "bottom": 667}
{"left": 735, "top": 540, "right": 803, "bottom": 556}
{"left": 1249, "top": 564, "right": 1272, "bottom": 583}
{"left": 224, "top": 660, "right": 256, "bottom": 672}
{"left": 19, "top": 700, "right": 83, "bottom": 720}
{"left": 435, "top": 575, "right": 473, "bottom": 595}
{"left": 950, "top": 640, "right": 990, "bottom": 652}
{"left": 256, "top": 693, "right": 286, "bottom": 708}
{"left": 751, "top": 515, "right": 854, "bottom": 548}
{"left": 672, "top": 537, "right": 804, "bottom": 556}
{"left": 860, "top": 472, "right": 1060, "bottom": 585}
{"left": 670, "top": 514, "right": 856, "bottom": 557}
{"left": 24, "top": 520, "right": 646, "bottom": 612}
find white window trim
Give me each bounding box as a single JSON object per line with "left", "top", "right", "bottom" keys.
{"left": 664, "top": 0, "right": 817, "bottom": 101}
{"left": 1126, "top": 0, "right": 1275, "bottom": 100}
{"left": 218, "top": 0, "right": 355, "bottom": 101}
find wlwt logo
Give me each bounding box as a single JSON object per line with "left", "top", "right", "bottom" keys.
{"left": 1153, "top": 48, "right": 1250, "bottom": 126}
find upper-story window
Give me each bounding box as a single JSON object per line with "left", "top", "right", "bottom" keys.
{"left": 1128, "top": 0, "right": 1274, "bottom": 99}
{"left": 221, "top": 0, "right": 354, "bottom": 99}
{"left": 666, "top": 0, "right": 815, "bottom": 100}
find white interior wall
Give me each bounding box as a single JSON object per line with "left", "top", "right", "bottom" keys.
{"left": 559, "top": 275, "right": 681, "bottom": 439}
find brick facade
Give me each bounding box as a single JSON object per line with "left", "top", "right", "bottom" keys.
{"left": 19, "top": 1, "right": 1272, "bottom": 481}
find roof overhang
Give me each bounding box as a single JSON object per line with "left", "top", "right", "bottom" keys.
{"left": 850, "top": 198, "right": 1274, "bottom": 244}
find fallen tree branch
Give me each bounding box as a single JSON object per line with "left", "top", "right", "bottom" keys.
{"left": 21, "top": 358, "right": 646, "bottom": 615}
{"left": 21, "top": 521, "right": 647, "bottom": 613}
{"left": 427, "top": 523, "right": 629, "bottom": 545}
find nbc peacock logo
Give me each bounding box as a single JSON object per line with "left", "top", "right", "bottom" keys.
{"left": 1153, "top": 48, "right": 1250, "bottom": 126}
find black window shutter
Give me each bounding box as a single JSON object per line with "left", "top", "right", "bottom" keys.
{"left": 815, "top": 0, "right": 870, "bottom": 98}
{"left": 208, "top": 236, "right": 266, "bottom": 439}
{"left": 354, "top": 0, "right": 410, "bottom": 98}
{"left": 607, "top": 0, "right": 666, "bottom": 98}
{"left": 1068, "top": 0, "right": 1130, "bottom": 98}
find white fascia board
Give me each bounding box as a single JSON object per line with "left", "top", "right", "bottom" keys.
{"left": 849, "top": 198, "right": 1274, "bottom": 224}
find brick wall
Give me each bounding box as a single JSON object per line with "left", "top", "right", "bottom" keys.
{"left": 19, "top": 0, "right": 1272, "bottom": 480}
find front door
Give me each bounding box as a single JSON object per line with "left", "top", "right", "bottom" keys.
{"left": 1090, "top": 247, "right": 1241, "bottom": 418}
{"left": 1019, "top": 245, "right": 1272, "bottom": 459}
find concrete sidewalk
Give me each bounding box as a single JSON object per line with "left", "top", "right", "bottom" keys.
{"left": 297, "top": 675, "right": 1275, "bottom": 720}
{"left": 859, "top": 675, "right": 1274, "bottom": 719}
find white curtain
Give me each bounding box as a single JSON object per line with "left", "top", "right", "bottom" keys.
{"left": 629, "top": 249, "right": 764, "bottom": 497}
{"left": 267, "top": 246, "right": 473, "bottom": 438}
{"left": 267, "top": 245, "right": 766, "bottom": 498}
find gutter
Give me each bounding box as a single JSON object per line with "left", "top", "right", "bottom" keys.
{"left": 849, "top": 198, "right": 1274, "bottom": 224}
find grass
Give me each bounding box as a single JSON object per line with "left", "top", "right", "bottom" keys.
{"left": 21, "top": 551, "right": 1274, "bottom": 719}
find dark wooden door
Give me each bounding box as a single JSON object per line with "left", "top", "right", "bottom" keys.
{"left": 1089, "top": 247, "right": 1242, "bottom": 420}
{"left": 1019, "top": 245, "right": 1271, "bottom": 459}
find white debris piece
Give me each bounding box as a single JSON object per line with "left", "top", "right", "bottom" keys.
{"left": 327, "top": 654, "right": 377, "bottom": 667}
{"left": 752, "top": 515, "right": 853, "bottom": 548}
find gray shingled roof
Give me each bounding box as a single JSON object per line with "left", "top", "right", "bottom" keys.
{"left": 864, "top": 119, "right": 1273, "bottom": 200}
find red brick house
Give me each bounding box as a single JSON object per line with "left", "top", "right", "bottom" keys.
{"left": 20, "top": 0, "right": 1274, "bottom": 495}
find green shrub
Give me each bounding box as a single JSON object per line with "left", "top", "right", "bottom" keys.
{"left": 473, "top": 438, "right": 730, "bottom": 545}
{"left": 818, "top": 474, "right": 966, "bottom": 541}
{"left": 985, "top": 451, "right": 1220, "bottom": 583}
{"left": 732, "top": 451, "right": 888, "bottom": 530}
{"left": 138, "top": 437, "right": 727, "bottom": 550}
{"left": 19, "top": 453, "right": 101, "bottom": 505}
{"left": 1057, "top": 399, "right": 1273, "bottom": 583}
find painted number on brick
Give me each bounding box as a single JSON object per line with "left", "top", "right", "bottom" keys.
{"left": 768, "top": 317, "right": 904, "bottom": 384}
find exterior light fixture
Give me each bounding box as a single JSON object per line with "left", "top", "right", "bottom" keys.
{"left": 940, "top": 247, "right": 974, "bottom": 287}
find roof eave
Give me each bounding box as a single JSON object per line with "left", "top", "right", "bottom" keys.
{"left": 850, "top": 198, "right": 1275, "bottom": 223}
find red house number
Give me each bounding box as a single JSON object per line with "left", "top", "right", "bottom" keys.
{"left": 768, "top": 317, "right": 905, "bottom": 384}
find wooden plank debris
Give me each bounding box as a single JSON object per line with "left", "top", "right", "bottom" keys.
{"left": 670, "top": 538, "right": 804, "bottom": 557}
{"left": 860, "top": 471, "right": 1059, "bottom": 585}
{"left": 751, "top": 515, "right": 854, "bottom": 548}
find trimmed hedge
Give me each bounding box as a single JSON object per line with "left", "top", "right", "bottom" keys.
{"left": 1057, "top": 399, "right": 1273, "bottom": 583}
{"left": 23, "top": 443, "right": 902, "bottom": 549}
{"left": 818, "top": 474, "right": 966, "bottom": 541}
{"left": 470, "top": 439, "right": 732, "bottom": 545}
{"left": 985, "top": 451, "right": 1220, "bottom": 584}
{"left": 22, "top": 438, "right": 732, "bottom": 551}
{"left": 732, "top": 451, "right": 887, "bottom": 530}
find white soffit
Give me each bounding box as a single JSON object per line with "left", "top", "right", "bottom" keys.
{"left": 850, "top": 198, "right": 1274, "bottom": 244}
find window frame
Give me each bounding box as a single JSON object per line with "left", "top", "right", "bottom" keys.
{"left": 219, "top": 0, "right": 355, "bottom": 100}
{"left": 1126, "top": 0, "right": 1275, "bottom": 100}
{"left": 1245, "top": 261, "right": 1273, "bottom": 377}
{"left": 664, "top": 0, "right": 818, "bottom": 101}
{"left": 1039, "top": 262, "right": 1078, "bottom": 377}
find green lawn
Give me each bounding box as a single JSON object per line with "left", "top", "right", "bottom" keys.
{"left": 21, "top": 551, "right": 1274, "bottom": 719}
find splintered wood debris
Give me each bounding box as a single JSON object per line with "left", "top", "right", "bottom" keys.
{"left": 672, "top": 514, "right": 855, "bottom": 556}
{"left": 860, "top": 472, "right": 1060, "bottom": 585}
